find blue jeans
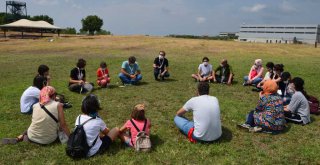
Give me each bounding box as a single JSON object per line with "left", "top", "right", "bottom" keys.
{"left": 243, "top": 76, "right": 263, "bottom": 85}
{"left": 118, "top": 73, "right": 142, "bottom": 84}
{"left": 246, "top": 110, "right": 255, "bottom": 127}
{"left": 174, "top": 116, "right": 194, "bottom": 136}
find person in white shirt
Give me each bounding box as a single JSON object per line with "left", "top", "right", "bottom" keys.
{"left": 76, "top": 94, "right": 120, "bottom": 157}
{"left": 174, "top": 82, "right": 222, "bottom": 143}
{"left": 191, "top": 57, "right": 214, "bottom": 82}
{"left": 20, "top": 75, "right": 47, "bottom": 114}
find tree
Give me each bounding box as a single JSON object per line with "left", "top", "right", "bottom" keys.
{"left": 81, "top": 15, "right": 103, "bottom": 35}
{"left": 0, "top": 13, "right": 6, "bottom": 25}
{"left": 96, "top": 29, "right": 111, "bottom": 35}
{"left": 30, "top": 15, "right": 54, "bottom": 24}
{"left": 61, "top": 27, "right": 77, "bottom": 34}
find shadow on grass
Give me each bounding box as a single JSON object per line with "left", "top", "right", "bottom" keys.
{"left": 136, "top": 82, "right": 149, "bottom": 86}
{"left": 215, "top": 126, "right": 233, "bottom": 143}
{"left": 150, "top": 134, "right": 164, "bottom": 151}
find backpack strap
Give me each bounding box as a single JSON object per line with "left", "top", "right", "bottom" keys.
{"left": 41, "top": 105, "right": 58, "bottom": 123}
{"left": 142, "top": 119, "right": 147, "bottom": 131}
{"left": 130, "top": 119, "right": 140, "bottom": 132}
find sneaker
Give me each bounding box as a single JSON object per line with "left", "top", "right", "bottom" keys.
{"left": 63, "top": 102, "right": 72, "bottom": 109}
{"left": 249, "top": 126, "right": 262, "bottom": 132}
{"left": 243, "top": 82, "right": 248, "bottom": 86}
{"left": 237, "top": 123, "right": 252, "bottom": 131}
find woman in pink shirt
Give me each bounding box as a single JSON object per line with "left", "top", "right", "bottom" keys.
{"left": 119, "top": 104, "right": 151, "bottom": 148}
{"left": 243, "top": 59, "right": 264, "bottom": 86}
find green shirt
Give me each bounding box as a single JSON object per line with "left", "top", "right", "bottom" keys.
{"left": 214, "top": 64, "right": 233, "bottom": 81}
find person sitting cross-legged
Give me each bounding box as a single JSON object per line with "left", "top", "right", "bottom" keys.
{"left": 213, "top": 59, "right": 234, "bottom": 85}
{"left": 174, "top": 82, "right": 222, "bottom": 143}
{"left": 238, "top": 80, "right": 286, "bottom": 133}
{"left": 284, "top": 77, "right": 311, "bottom": 125}
{"left": 118, "top": 56, "right": 142, "bottom": 85}
{"left": 191, "top": 57, "right": 214, "bottom": 82}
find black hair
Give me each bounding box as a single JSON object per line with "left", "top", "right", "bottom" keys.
{"left": 33, "top": 75, "right": 47, "bottom": 90}
{"left": 128, "top": 56, "right": 136, "bottom": 64}
{"left": 81, "top": 94, "right": 101, "bottom": 115}
{"left": 38, "top": 65, "right": 49, "bottom": 76}
{"left": 202, "top": 57, "right": 209, "bottom": 62}
{"left": 100, "top": 61, "right": 107, "bottom": 68}
{"left": 291, "top": 77, "right": 309, "bottom": 99}
{"left": 266, "top": 62, "right": 274, "bottom": 69}
{"left": 281, "top": 72, "right": 291, "bottom": 81}
{"left": 77, "top": 58, "right": 86, "bottom": 68}
{"left": 198, "top": 82, "right": 209, "bottom": 95}
{"left": 274, "top": 64, "right": 284, "bottom": 72}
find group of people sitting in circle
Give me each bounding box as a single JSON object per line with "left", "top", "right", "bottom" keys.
{"left": 239, "top": 59, "right": 311, "bottom": 132}
{"left": 2, "top": 52, "right": 313, "bottom": 158}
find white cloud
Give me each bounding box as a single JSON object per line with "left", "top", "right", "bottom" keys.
{"left": 279, "top": 0, "right": 297, "bottom": 12}
{"left": 242, "top": 4, "right": 266, "bottom": 13}
{"left": 196, "top": 17, "right": 206, "bottom": 24}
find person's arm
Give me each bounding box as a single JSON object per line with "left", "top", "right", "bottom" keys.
{"left": 101, "top": 127, "right": 110, "bottom": 136}
{"left": 248, "top": 66, "right": 253, "bottom": 80}
{"left": 176, "top": 107, "right": 187, "bottom": 116}
{"left": 286, "top": 93, "right": 299, "bottom": 113}
{"left": 121, "top": 68, "right": 130, "bottom": 77}
{"left": 227, "top": 73, "right": 233, "bottom": 85}
{"left": 119, "top": 124, "right": 128, "bottom": 133}
{"left": 197, "top": 68, "right": 202, "bottom": 81}
{"left": 57, "top": 103, "right": 70, "bottom": 136}
{"left": 69, "top": 78, "right": 84, "bottom": 84}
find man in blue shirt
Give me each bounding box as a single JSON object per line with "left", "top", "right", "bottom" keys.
{"left": 119, "top": 56, "right": 142, "bottom": 85}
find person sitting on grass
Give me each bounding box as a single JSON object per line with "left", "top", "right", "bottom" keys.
{"left": 38, "top": 64, "right": 72, "bottom": 109}
{"left": 3, "top": 86, "right": 70, "bottom": 145}
{"left": 20, "top": 75, "right": 47, "bottom": 114}
{"left": 153, "top": 51, "right": 170, "bottom": 81}
{"left": 238, "top": 80, "right": 286, "bottom": 133}
{"left": 284, "top": 77, "right": 311, "bottom": 125}
{"left": 213, "top": 59, "right": 234, "bottom": 85}
{"left": 119, "top": 104, "right": 151, "bottom": 148}
{"left": 191, "top": 57, "right": 214, "bottom": 82}
{"left": 38, "top": 64, "right": 51, "bottom": 85}
{"left": 69, "top": 58, "right": 94, "bottom": 93}
{"left": 174, "top": 82, "right": 222, "bottom": 143}
{"left": 74, "top": 94, "right": 120, "bottom": 157}
{"left": 96, "top": 61, "right": 111, "bottom": 88}
{"left": 243, "top": 59, "right": 264, "bottom": 86}
{"left": 254, "top": 62, "right": 275, "bottom": 92}
{"left": 118, "top": 56, "right": 142, "bottom": 85}
{"left": 273, "top": 64, "right": 285, "bottom": 96}
{"left": 281, "top": 72, "right": 294, "bottom": 105}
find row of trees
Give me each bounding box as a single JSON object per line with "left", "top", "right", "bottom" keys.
{"left": 0, "top": 13, "right": 111, "bottom": 35}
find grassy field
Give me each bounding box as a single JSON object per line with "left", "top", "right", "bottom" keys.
{"left": 0, "top": 35, "right": 320, "bottom": 164}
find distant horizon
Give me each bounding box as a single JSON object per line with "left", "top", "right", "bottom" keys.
{"left": 1, "top": 0, "right": 319, "bottom": 36}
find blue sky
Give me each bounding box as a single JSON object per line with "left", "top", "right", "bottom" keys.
{"left": 1, "top": 0, "right": 319, "bottom": 35}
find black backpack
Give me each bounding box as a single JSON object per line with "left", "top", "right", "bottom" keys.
{"left": 66, "top": 116, "right": 98, "bottom": 159}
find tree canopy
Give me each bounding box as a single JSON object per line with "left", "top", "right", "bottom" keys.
{"left": 81, "top": 15, "right": 103, "bottom": 35}
{"left": 30, "top": 15, "right": 54, "bottom": 25}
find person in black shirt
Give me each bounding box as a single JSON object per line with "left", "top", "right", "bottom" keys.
{"left": 153, "top": 51, "right": 170, "bottom": 80}
{"left": 69, "top": 59, "right": 94, "bottom": 93}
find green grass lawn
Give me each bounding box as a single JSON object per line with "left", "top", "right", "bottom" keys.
{"left": 0, "top": 35, "right": 320, "bottom": 164}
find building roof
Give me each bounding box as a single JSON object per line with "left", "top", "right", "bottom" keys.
{"left": 0, "top": 19, "right": 62, "bottom": 30}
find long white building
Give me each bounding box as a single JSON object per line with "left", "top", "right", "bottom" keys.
{"left": 238, "top": 24, "right": 320, "bottom": 44}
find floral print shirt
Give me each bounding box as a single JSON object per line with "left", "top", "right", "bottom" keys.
{"left": 254, "top": 94, "right": 286, "bottom": 131}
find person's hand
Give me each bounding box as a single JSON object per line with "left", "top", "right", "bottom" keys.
{"left": 248, "top": 79, "right": 252, "bottom": 84}
{"left": 79, "top": 80, "right": 84, "bottom": 85}
{"left": 227, "top": 81, "right": 232, "bottom": 85}
{"left": 130, "top": 74, "right": 136, "bottom": 79}
{"left": 160, "top": 72, "right": 164, "bottom": 77}
{"left": 213, "top": 78, "right": 217, "bottom": 83}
